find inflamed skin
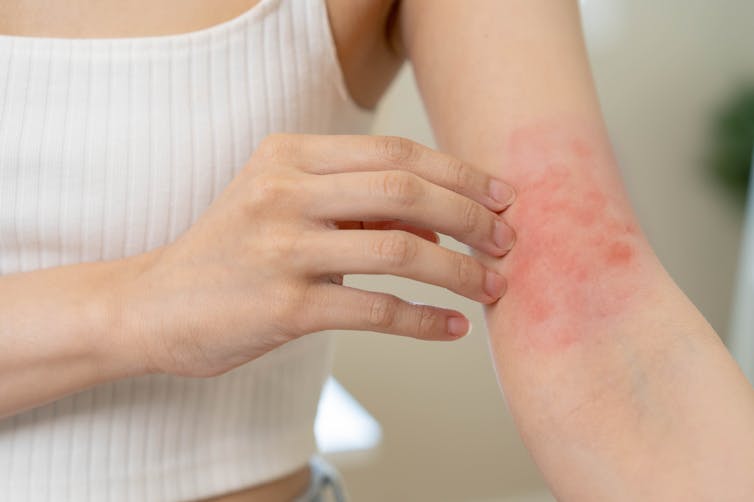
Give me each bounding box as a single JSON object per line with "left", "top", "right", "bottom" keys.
{"left": 486, "top": 123, "right": 654, "bottom": 354}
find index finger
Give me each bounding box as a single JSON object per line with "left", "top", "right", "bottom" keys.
{"left": 266, "top": 134, "right": 516, "bottom": 213}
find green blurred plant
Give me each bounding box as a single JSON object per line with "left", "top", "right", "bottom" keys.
{"left": 706, "top": 85, "right": 754, "bottom": 202}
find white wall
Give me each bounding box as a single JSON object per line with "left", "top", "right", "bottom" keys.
{"left": 328, "top": 2, "right": 754, "bottom": 500}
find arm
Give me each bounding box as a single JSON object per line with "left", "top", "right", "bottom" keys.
{"left": 0, "top": 255, "right": 151, "bottom": 419}
{"left": 398, "top": 1, "right": 754, "bottom": 499}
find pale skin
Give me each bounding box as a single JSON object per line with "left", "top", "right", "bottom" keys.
{"left": 2, "top": 1, "right": 754, "bottom": 502}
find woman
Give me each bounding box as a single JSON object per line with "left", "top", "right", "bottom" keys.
{"left": 0, "top": 0, "right": 513, "bottom": 500}
{"left": 3, "top": 1, "right": 754, "bottom": 501}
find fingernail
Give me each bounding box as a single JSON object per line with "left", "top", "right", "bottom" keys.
{"left": 485, "top": 270, "right": 507, "bottom": 298}
{"left": 489, "top": 179, "right": 515, "bottom": 207}
{"left": 447, "top": 316, "right": 472, "bottom": 337}
{"left": 494, "top": 219, "right": 516, "bottom": 251}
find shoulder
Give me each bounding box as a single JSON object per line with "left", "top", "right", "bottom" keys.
{"left": 325, "top": 0, "right": 405, "bottom": 110}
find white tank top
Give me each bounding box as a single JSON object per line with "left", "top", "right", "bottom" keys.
{"left": 0, "top": 0, "right": 374, "bottom": 500}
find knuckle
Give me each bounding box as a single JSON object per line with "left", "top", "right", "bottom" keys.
{"left": 250, "top": 173, "right": 294, "bottom": 205}
{"left": 462, "top": 200, "right": 481, "bottom": 235}
{"left": 263, "top": 290, "right": 311, "bottom": 344}
{"left": 368, "top": 294, "right": 401, "bottom": 330}
{"left": 449, "top": 159, "right": 473, "bottom": 192}
{"left": 453, "top": 252, "right": 475, "bottom": 290}
{"left": 415, "top": 304, "right": 440, "bottom": 338}
{"left": 246, "top": 227, "right": 305, "bottom": 273}
{"left": 256, "top": 133, "right": 298, "bottom": 160}
{"left": 377, "top": 171, "right": 422, "bottom": 207}
{"left": 271, "top": 231, "right": 303, "bottom": 265}
{"left": 374, "top": 232, "right": 417, "bottom": 267}
{"left": 377, "top": 135, "right": 421, "bottom": 164}
{"left": 278, "top": 285, "right": 313, "bottom": 337}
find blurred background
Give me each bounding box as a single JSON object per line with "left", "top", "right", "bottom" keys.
{"left": 322, "top": 1, "right": 754, "bottom": 500}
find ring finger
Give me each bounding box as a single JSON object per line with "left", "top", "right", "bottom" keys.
{"left": 303, "top": 229, "right": 507, "bottom": 304}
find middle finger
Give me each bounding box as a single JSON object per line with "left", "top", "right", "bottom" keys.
{"left": 305, "top": 170, "right": 516, "bottom": 257}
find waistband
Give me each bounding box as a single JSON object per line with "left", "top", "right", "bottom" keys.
{"left": 294, "top": 456, "right": 348, "bottom": 502}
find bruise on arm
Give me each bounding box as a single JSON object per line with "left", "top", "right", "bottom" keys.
{"left": 494, "top": 121, "right": 650, "bottom": 353}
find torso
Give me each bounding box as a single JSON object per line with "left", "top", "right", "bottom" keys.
{"left": 0, "top": 0, "right": 402, "bottom": 500}
{"left": 0, "top": 0, "right": 404, "bottom": 109}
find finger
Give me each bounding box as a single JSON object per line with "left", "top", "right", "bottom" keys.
{"left": 305, "top": 171, "right": 515, "bottom": 257}
{"left": 306, "top": 283, "right": 473, "bottom": 340}
{"left": 302, "top": 229, "right": 507, "bottom": 304}
{"left": 363, "top": 221, "right": 439, "bottom": 243}
{"left": 261, "top": 133, "right": 515, "bottom": 212}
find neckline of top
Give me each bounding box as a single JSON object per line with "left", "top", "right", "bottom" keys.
{"left": 0, "top": 0, "right": 283, "bottom": 47}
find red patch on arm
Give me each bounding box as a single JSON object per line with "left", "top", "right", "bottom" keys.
{"left": 605, "top": 241, "right": 634, "bottom": 267}
{"left": 499, "top": 129, "right": 644, "bottom": 352}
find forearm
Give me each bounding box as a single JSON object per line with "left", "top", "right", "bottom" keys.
{"left": 483, "top": 127, "right": 754, "bottom": 499}
{"left": 0, "top": 254, "right": 152, "bottom": 419}
{"left": 402, "top": 0, "right": 754, "bottom": 498}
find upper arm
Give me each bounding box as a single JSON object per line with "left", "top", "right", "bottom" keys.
{"left": 394, "top": 0, "right": 600, "bottom": 162}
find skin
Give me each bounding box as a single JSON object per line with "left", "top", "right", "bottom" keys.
{"left": 502, "top": 123, "right": 647, "bottom": 352}
{"left": 399, "top": 0, "right": 754, "bottom": 500}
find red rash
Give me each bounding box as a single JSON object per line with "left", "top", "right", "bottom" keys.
{"left": 500, "top": 126, "right": 643, "bottom": 352}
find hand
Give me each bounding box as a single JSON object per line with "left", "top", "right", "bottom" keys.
{"left": 118, "top": 134, "right": 516, "bottom": 378}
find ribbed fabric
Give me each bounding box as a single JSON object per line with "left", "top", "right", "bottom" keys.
{"left": 0, "top": 1, "right": 374, "bottom": 500}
